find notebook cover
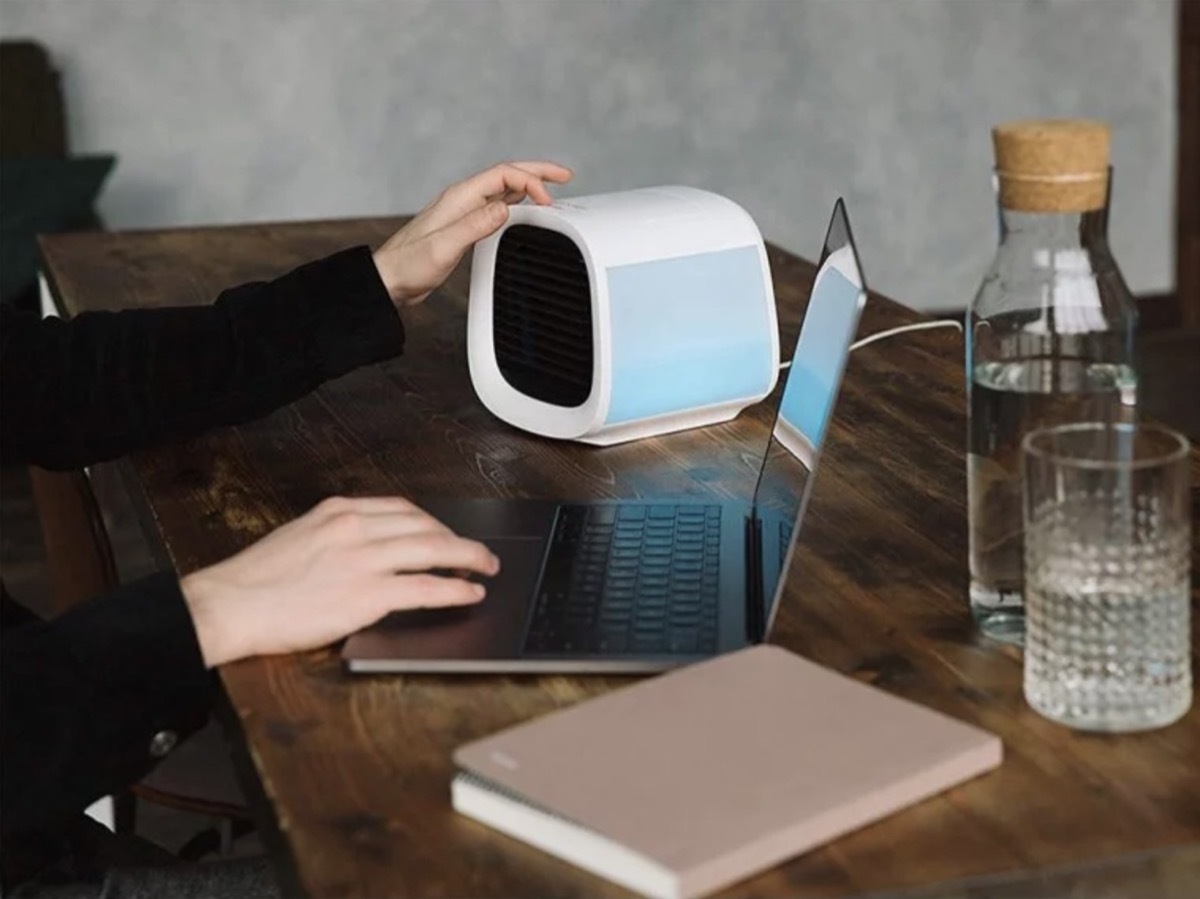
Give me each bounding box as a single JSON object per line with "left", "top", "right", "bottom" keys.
{"left": 454, "top": 644, "right": 1002, "bottom": 893}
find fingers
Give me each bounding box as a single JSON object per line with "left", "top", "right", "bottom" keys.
{"left": 399, "top": 161, "right": 571, "bottom": 248}
{"left": 428, "top": 202, "right": 511, "bottom": 266}
{"left": 463, "top": 161, "right": 573, "bottom": 205}
{"left": 309, "top": 495, "right": 500, "bottom": 576}
{"left": 477, "top": 165, "right": 556, "bottom": 206}
{"left": 343, "top": 511, "right": 456, "bottom": 544}
{"left": 362, "top": 531, "right": 500, "bottom": 576}
{"left": 311, "top": 496, "right": 419, "bottom": 519}
{"left": 506, "top": 160, "right": 573, "bottom": 184}
{"left": 385, "top": 573, "right": 488, "bottom": 610}
{"left": 440, "top": 161, "right": 572, "bottom": 220}
{"left": 307, "top": 496, "right": 456, "bottom": 542}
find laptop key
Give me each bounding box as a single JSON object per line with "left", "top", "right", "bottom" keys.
{"left": 588, "top": 506, "right": 618, "bottom": 524}
{"left": 667, "top": 634, "right": 699, "bottom": 653}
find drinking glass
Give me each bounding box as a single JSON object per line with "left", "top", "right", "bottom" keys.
{"left": 1022, "top": 422, "right": 1192, "bottom": 731}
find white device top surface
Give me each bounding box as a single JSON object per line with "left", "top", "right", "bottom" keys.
{"left": 505, "top": 185, "right": 765, "bottom": 267}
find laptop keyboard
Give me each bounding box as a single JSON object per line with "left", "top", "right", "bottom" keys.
{"left": 523, "top": 504, "right": 722, "bottom": 656}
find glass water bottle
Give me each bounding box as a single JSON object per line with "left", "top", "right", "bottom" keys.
{"left": 967, "top": 119, "right": 1138, "bottom": 644}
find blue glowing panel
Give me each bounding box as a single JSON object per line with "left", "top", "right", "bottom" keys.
{"left": 605, "top": 246, "right": 773, "bottom": 425}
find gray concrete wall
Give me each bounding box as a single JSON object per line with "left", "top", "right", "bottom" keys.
{"left": 0, "top": 0, "right": 1176, "bottom": 312}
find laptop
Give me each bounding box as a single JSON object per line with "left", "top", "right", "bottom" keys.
{"left": 343, "top": 199, "right": 868, "bottom": 673}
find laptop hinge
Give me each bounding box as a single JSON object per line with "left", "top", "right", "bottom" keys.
{"left": 744, "top": 513, "right": 765, "bottom": 643}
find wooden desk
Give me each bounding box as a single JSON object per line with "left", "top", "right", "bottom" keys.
{"left": 41, "top": 220, "right": 1200, "bottom": 898}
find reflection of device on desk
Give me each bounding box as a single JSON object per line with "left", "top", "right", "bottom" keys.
{"left": 467, "top": 186, "right": 779, "bottom": 445}
{"left": 342, "top": 200, "right": 868, "bottom": 673}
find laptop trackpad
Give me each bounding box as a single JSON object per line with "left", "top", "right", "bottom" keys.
{"left": 342, "top": 536, "right": 545, "bottom": 663}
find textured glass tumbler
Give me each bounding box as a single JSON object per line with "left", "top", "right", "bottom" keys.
{"left": 1022, "top": 423, "right": 1192, "bottom": 732}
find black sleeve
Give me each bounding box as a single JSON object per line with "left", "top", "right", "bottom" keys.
{"left": 0, "top": 245, "right": 404, "bottom": 471}
{"left": 0, "top": 574, "right": 213, "bottom": 837}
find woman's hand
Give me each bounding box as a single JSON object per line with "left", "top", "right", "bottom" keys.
{"left": 180, "top": 496, "right": 500, "bottom": 668}
{"left": 373, "top": 160, "right": 573, "bottom": 307}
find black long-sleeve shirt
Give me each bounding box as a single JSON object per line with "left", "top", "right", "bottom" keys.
{"left": 0, "top": 245, "right": 405, "bottom": 886}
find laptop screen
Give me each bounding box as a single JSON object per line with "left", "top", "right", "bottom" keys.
{"left": 750, "top": 199, "right": 867, "bottom": 632}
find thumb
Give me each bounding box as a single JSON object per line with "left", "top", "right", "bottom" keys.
{"left": 433, "top": 201, "right": 509, "bottom": 261}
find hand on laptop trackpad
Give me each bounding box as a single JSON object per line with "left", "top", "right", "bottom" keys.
{"left": 378, "top": 568, "right": 491, "bottom": 626}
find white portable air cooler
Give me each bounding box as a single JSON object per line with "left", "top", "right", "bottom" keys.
{"left": 467, "top": 186, "right": 778, "bottom": 445}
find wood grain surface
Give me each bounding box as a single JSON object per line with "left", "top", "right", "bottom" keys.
{"left": 40, "top": 218, "right": 1200, "bottom": 899}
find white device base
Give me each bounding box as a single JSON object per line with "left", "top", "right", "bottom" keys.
{"left": 575, "top": 399, "right": 753, "bottom": 447}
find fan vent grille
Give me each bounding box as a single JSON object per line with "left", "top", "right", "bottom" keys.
{"left": 492, "top": 225, "right": 594, "bottom": 408}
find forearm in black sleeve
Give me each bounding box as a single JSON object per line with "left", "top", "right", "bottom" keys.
{"left": 0, "top": 573, "right": 214, "bottom": 837}
{"left": 0, "top": 245, "right": 404, "bottom": 470}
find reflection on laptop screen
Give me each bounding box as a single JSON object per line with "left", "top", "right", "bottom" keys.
{"left": 774, "top": 247, "right": 864, "bottom": 468}
{"left": 749, "top": 199, "right": 867, "bottom": 631}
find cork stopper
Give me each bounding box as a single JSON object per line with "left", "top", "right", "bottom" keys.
{"left": 992, "top": 119, "right": 1110, "bottom": 213}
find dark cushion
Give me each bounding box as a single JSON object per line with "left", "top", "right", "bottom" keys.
{"left": 0, "top": 155, "right": 115, "bottom": 305}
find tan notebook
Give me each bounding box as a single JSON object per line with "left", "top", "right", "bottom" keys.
{"left": 452, "top": 645, "right": 1001, "bottom": 899}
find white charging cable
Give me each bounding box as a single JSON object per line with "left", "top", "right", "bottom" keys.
{"left": 848, "top": 319, "right": 963, "bottom": 352}
{"left": 778, "top": 319, "right": 963, "bottom": 369}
